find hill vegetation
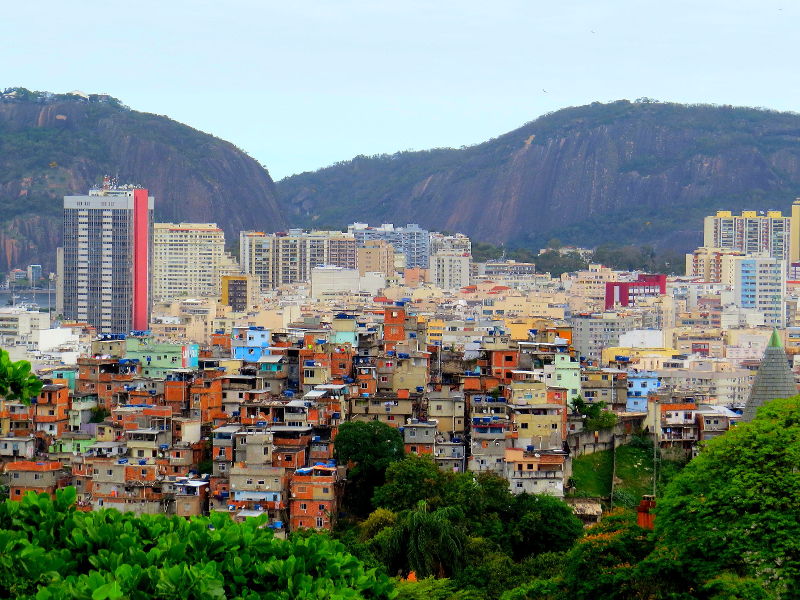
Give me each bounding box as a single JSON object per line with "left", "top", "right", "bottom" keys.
{"left": 0, "top": 88, "right": 285, "bottom": 270}
{"left": 278, "top": 100, "right": 800, "bottom": 252}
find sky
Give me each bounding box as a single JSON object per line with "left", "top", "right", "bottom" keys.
{"left": 2, "top": 1, "right": 798, "bottom": 180}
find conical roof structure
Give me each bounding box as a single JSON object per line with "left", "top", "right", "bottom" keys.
{"left": 742, "top": 329, "right": 797, "bottom": 422}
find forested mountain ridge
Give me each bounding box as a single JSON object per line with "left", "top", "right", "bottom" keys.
{"left": 0, "top": 89, "right": 285, "bottom": 271}
{"left": 278, "top": 100, "right": 800, "bottom": 251}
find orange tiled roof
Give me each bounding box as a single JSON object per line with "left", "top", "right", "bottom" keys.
{"left": 5, "top": 461, "right": 61, "bottom": 472}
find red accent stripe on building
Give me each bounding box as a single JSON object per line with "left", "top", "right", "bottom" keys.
{"left": 132, "top": 189, "right": 150, "bottom": 331}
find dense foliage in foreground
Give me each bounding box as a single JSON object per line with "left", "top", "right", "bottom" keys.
{"left": 386, "top": 397, "right": 800, "bottom": 600}
{"left": 0, "top": 487, "right": 395, "bottom": 599}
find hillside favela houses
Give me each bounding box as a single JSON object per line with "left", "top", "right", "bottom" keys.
{"left": 0, "top": 182, "right": 798, "bottom": 536}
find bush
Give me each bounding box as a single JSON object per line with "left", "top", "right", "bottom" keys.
{"left": 0, "top": 488, "right": 396, "bottom": 599}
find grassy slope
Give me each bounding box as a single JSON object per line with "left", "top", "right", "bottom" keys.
{"left": 571, "top": 445, "right": 655, "bottom": 500}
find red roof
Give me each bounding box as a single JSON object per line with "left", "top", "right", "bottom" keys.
{"left": 5, "top": 461, "right": 61, "bottom": 472}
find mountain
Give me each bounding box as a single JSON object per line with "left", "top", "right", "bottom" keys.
{"left": 277, "top": 100, "right": 800, "bottom": 251}
{"left": 0, "top": 88, "right": 285, "bottom": 271}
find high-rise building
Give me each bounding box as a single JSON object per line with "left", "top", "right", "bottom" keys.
{"left": 347, "top": 223, "right": 431, "bottom": 268}
{"left": 571, "top": 312, "right": 641, "bottom": 365}
{"left": 151, "top": 223, "right": 239, "bottom": 301}
{"left": 239, "top": 230, "right": 357, "bottom": 290}
{"left": 721, "top": 254, "right": 786, "bottom": 327}
{"left": 357, "top": 240, "right": 395, "bottom": 277}
{"left": 26, "top": 265, "right": 43, "bottom": 284}
{"left": 703, "top": 210, "right": 792, "bottom": 261}
{"left": 430, "top": 232, "right": 472, "bottom": 256}
{"left": 685, "top": 246, "right": 743, "bottom": 282}
{"left": 221, "top": 275, "right": 258, "bottom": 312}
{"left": 58, "top": 184, "right": 153, "bottom": 334}
{"left": 430, "top": 251, "right": 471, "bottom": 290}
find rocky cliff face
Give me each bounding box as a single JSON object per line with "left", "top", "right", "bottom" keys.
{"left": 278, "top": 101, "right": 800, "bottom": 250}
{"left": 0, "top": 93, "right": 285, "bottom": 270}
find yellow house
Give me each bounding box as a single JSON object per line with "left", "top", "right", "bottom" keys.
{"left": 602, "top": 346, "right": 679, "bottom": 368}
{"left": 422, "top": 317, "right": 445, "bottom": 347}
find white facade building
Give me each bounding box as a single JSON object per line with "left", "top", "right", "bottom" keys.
{"left": 152, "top": 223, "right": 239, "bottom": 301}
{"left": 430, "top": 252, "right": 471, "bottom": 290}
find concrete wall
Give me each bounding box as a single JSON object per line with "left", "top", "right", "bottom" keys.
{"left": 567, "top": 414, "right": 647, "bottom": 457}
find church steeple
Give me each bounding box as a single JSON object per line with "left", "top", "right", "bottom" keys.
{"left": 742, "top": 329, "right": 797, "bottom": 422}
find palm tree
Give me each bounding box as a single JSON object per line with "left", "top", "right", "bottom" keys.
{"left": 385, "top": 501, "right": 466, "bottom": 578}
{"left": 0, "top": 349, "right": 42, "bottom": 404}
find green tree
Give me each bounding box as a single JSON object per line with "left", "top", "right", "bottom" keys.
{"left": 335, "top": 420, "right": 404, "bottom": 516}
{"left": 0, "top": 487, "right": 397, "bottom": 599}
{"left": 360, "top": 507, "right": 398, "bottom": 541}
{"left": 653, "top": 396, "right": 800, "bottom": 599}
{"left": 560, "top": 509, "right": 655, "bottom": 600}
{"left": 506, "top": 494, "right": 583, "bottom": 561}
{"left": 442, "top": 472, "right": 512, "bottom": 545}
{"left": 570, "top": 395, "right": 617, "bottom": 430}
{"left": 0, "top": 349, "right": 42, "bottom": 404}
{"left": 381, "top": 501, "right": 467, "bottom": 579}
{"left": 89, "top": 406, "right": 110, "bottom": 423}
{"left": 395, "top": 576, "right": 480, "bottom": 600}
{"left": 373, "top": 455, "right": 450, "bottom": 511}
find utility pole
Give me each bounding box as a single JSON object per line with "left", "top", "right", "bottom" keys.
{"left": 653, "top": 400, "right": 658, "bottom": 497}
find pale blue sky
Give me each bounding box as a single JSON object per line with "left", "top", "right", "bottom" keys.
{"left": 2, "top": 1, "right": 797, "bottom": 179}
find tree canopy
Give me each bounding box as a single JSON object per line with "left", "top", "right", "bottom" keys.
{"left": 0, "top": 349, "right": 42, "bottom": 405}
{"left": 334, "top": 421, "right": 404, "bottom": 516}
{"left": 372, "top": 455, "right": 449, "bottom": 512}
{"left": 653, "top": 396, "right": 800, "bottom": 599}
{"left": 0, "top": 487, "right": 396, "bottom": 599}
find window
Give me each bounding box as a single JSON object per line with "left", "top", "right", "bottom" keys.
{"left": 552, "top": 423, "right": 558, "bottom": 429}
{"left": 316, "top": 517, "right": 324, "bottom": 528}
{"left": 319, "top": 504, "right": 325, "bottom": 511}
{"left": 258, "top": 480, "right": 265, "bottom": 485}
{"left": 285, "top": 455, "right": 292, "bottom": 461}
{"left": 322, "top": 487, "right": 329, "bottom": 494}
{"left": 300, "top": 503, "right": 307, "bottom": 510}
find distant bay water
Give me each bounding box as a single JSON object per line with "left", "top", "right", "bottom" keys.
{"left": 0, "top": 289, "right": 54, "bottom": 309}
